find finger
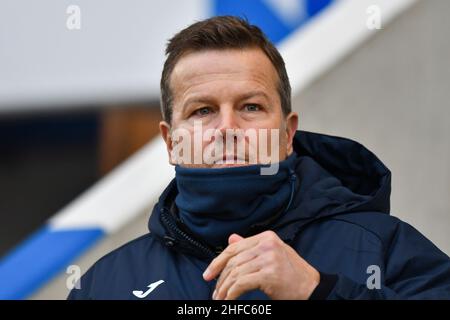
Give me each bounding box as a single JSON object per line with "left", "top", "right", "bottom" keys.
{"left": 224, "top": 272, "right": 261, "bottom": 300}
{"left": 203, "top": 236, "right": 259, "bottom": 281}
{"left": 215, "top": 248, "right": 258, "bottom": 293}
{"left": 228, "top": 233, "right": 244, "bottom": 244}
{"left": 214, "top": 260, "right": 262, "bottom": 300}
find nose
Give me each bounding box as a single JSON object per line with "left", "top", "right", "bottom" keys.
{"left": 217, "top": 105, "right": 240, "bottom": 134}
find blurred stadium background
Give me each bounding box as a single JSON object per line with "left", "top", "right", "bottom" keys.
{"left": 0, "top": 0, "right": 449, "bottom": 299}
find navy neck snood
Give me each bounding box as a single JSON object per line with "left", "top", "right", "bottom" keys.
{"left": 174, "top": 152, "right": 298, "bottom": 248}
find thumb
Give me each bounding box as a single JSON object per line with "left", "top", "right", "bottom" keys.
{"left": 228, "top": 233, "right": 244, "bottom": 244}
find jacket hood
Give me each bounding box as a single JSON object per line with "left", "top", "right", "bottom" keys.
{"left": 291, "top": 130, "right": 391, "bottom": 216}
{"left": 148, "top": 130, "right": 391, "bottom": 258}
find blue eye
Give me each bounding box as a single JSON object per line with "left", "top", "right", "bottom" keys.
{"left": 194, "top": 107, "right": 211, "bottom": 117}
{"left": 245, "top": 104, "right": 261, "bottom": 112}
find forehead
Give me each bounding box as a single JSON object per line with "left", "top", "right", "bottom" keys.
{"left": 169, "top": 48, "right": 279, "bottom": 98}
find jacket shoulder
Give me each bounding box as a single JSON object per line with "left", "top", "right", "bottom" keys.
{"left": 96, "top": 233, "right": 157, "bottom": 265}
{"left": 68, "top": 233, "right": 162, "bottom": 299}
{"left": 330, "top": 212, "right": 401, "bottom": 238}
{"left": 327, "top": 211, "right": 440, "bottom": 255}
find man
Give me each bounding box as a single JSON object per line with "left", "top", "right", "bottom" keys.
{"left": 69, "top": 16, "right": 450, "bottom": 300}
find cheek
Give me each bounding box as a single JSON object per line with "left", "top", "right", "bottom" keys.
{"left": 242, "top": 114, "right": 282, "bottom": 129}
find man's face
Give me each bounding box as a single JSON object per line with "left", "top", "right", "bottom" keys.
{"left": 160, "top": 48, "right": 298, "bottom": 168}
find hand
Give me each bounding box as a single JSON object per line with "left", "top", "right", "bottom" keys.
{"left": 202, "top": 231, "right": 320, "bottom": 300}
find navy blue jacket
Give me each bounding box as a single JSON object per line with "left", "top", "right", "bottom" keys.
{"left": 68, "top": 131, "right": 450, "bottom": 300}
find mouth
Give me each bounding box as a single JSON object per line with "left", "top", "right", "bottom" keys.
{"left": 212, "top": 154, "right": 248, "bottom": 167}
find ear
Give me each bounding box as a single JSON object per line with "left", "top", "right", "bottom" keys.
{"left": 159, "top": 121, "right": 175, "bottom": 165}
{"left": 285, "top": 112, "right": 299, "bottom": 154}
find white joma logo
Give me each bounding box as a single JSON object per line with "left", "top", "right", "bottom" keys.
{"left": 132, "top": 280, "right": 165, "bottom": 298}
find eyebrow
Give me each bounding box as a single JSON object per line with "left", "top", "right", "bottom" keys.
{"left": 182, "top": 90, "right": 270, "bottom": 110}
{"left": 238, "top": 90, "right": 271, "bottom": 102}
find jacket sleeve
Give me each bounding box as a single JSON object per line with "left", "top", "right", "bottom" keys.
{"left": 316, "top": 221, "right": 450, "bottom": 299}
